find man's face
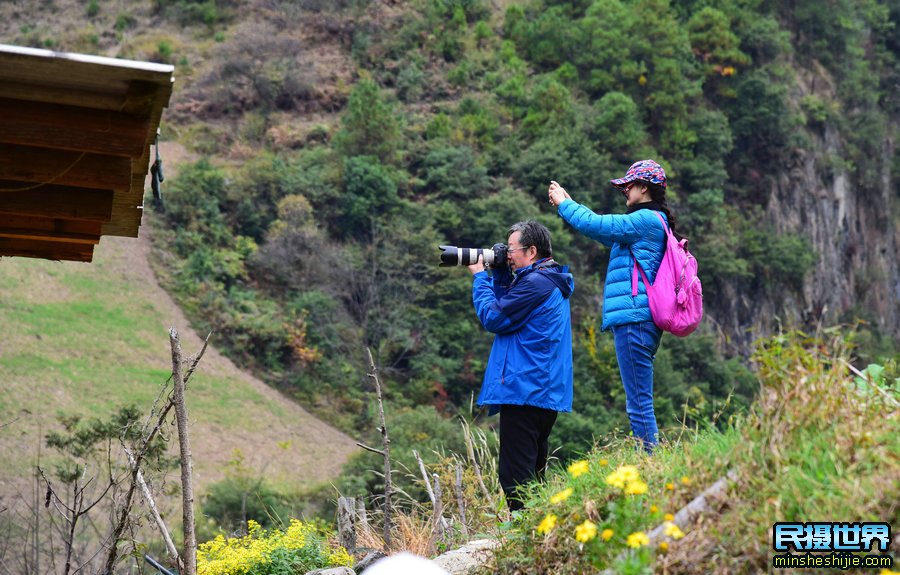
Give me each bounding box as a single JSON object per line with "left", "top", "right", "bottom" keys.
{"left": 507, "top": 231, "right": 536, "bottom": 270}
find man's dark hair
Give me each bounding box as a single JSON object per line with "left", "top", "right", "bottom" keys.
{"left": 507, "top": 220, "right": 552, "bottom": 259}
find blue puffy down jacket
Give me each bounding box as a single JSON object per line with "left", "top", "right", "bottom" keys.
{"left": 557, "top": 200, "right": 667, "bottom": 331}
{"left": 472, "top": 259, "right": 574, "bottom": 414}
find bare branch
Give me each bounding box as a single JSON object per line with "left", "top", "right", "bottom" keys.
{"left": 123, "top": 446, "right": 183, "bottom": 572}
{"left": 356, "top": 442, "right": 385, "bottom": 456}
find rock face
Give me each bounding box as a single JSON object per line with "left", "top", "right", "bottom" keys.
{"left": 713, "top": 70, "right": 898, "bottom": 351}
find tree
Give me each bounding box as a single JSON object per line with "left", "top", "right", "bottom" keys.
{"left": 335, "top": 75, "right": 400, "bottom": 164}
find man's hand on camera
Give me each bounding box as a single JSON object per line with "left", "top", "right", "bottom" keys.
{"left": 467, "top": 254, "right": 486, "bottom": 275}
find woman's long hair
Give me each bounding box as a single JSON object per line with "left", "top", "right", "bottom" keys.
{"left": 646, "top": 182, "right": 683, "bottom": 240}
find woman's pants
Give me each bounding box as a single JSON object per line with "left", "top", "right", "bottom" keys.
{"left": 612, "top": 320, "right": 663, "bottom": 450}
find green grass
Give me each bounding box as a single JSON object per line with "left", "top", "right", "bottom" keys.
{"left": 0, "top": 240, "right": 353, "bottom": 493}
{"left": 484, "top": 331, "right": 900, "bottom": 574}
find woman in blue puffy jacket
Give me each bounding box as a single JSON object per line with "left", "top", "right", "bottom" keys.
{"left": 548, "top": 160, "right": 679, "bottom": 450}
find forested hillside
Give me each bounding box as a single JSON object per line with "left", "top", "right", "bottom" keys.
{"left": 3, "top": 0, "right": 896, "bottom": 505}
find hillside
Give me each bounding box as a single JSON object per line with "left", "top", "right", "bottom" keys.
{"left": 0, "top": 145, "right": 357, "bottom": 522}
{"left": 0, "top": 1, "right": 897, "bottom": 571}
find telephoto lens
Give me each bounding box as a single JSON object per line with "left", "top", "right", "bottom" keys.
{"left": 438, "top": 245, "right": 496, "bottom": 267}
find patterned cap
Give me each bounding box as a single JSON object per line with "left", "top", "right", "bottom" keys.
{"left": 610, "top": 159, "right": 667, "bottom": 189}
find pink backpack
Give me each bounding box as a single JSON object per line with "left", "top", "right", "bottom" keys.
{"left": 631, "top": 212, "right": 703, "bottom": 337}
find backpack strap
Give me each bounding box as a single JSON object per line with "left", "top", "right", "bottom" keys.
{"left": 630, "top": 212, "right": 669, "bottom": 296}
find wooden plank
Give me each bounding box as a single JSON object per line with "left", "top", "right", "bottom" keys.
{"left": 0, "top": 44, "right": 174, "bottom": 90}
{"left": 0, "top": 182, "right": 113, "bottom": 221}
{"left": 0, "top": 145, "right": 131, "bottom": 191}
{"left": 0, "top": 97, "right": 151, "bottom": 157}
{"left": 0, "top": 81, "right": 125, "bottom": 111}
{"left": 0, "top": 214, "right": 102, "bottom": 244}
{"left": 101, "top": 206, "right": 143, "bottom": 238}
{"left": 0, "top": 237, "right": 94, "bottom": 262}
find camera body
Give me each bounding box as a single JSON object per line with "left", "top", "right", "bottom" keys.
{"left": 438, "top": 243, "right": 508, "bottom": 268}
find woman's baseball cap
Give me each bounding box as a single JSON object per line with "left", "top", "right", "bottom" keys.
{"left": 610, "top": 159, "right": 667, "bottom": 189}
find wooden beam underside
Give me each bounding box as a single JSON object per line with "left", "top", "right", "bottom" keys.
{"left": 0, "top": 214, "right": 102, "bottom": 244}
{"left": 0, "top": 183, "right": 114, "bottom": 221}
{"left": 0, "top": 44, "right": 174, "bottom": 260}
{"left": 0, "top": 97, "right": 152, "bottom": 157}
{"left": 0, "top": 237, "right": 94, "bottom": 262}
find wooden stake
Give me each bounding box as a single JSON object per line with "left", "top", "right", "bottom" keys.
{"left": 454, "top": 462, "right": 468, "bottom": 538}
{"left": 337, "top": 496, "right": 357, "bottom": 555}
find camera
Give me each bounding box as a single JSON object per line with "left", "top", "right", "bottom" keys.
{"left": 438, "top": 243, "right": 508, "bottom": 267}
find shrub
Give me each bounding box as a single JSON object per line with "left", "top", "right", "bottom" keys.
{"left": 197, "top": 520, "right": 352, "bottom": 575}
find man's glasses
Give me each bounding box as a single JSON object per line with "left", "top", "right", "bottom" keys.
{"left": 507, "top": 245, "right": 531, "bottom": 253}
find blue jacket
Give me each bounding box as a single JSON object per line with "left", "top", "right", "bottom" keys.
{"left": 472, "top": 259, "right": 574, "bottom": 414}
{"left": 558, "top": 200, "right": 667, "bottom": 331}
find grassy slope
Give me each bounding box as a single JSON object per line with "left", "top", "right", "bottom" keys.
{"left": 481, "top": 332, "right": 899, "bottom": 574}
{"left": 0, "top": 195, "right": 356, "bottom": 501}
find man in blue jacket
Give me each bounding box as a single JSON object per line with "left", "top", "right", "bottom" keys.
{"left": 467, "top": 220, "right": 574, "bottom": 511}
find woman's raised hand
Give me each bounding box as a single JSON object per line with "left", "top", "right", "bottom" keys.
{"left": 548, "top": 180, "right": 571, "bottom": 207}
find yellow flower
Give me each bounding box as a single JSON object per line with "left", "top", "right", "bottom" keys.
{"left": 568, "top": 460, "right": 590, "bottom": 478}
{"left": 624, "top": 479, "right": 648, "bottom": 495}
{"left": 601, "top": 529, "right": 614, "bottom": 541}
{"left": 599, "top": 458, "right": 609, "bottom": 467}
{"left": 879, "top": 570, "right": 900, "bottom": 575}
{"left": 664, "top": 521, "right": 685, "bottom": 540}
{"left": 665, "top": 482, "right": 675, "bottom": 491}
{"left": 658, "top": 541, "right": 669, "bottom": 552}
{"left": 619, "top": 465, "right": 640, "bottom": 482}
{"left": 680, "top": 476, "right": 691, "bottom": 486}
{"left": 638, "top": 74, "right": 648, "bottom": 86}
{"left": 550, "top": 488, "right": 573, "bottom": 504}
{"left": 626, "top": 531, "right": 650, "bottom": 548}
{"left": 536, "top": 514, "right": 557, "bottom": 535}
{"left": 664, "top": 513, "right": 675, "bottom": 521}
{"left": 649, "top": 505, "right": 658, "bottom": 513}
{"left": 575, "top": 520, "right": 598, "bottom": 543}
{"left": 605, "top": 470, "right": 626, "bottom": 489}
{"left": 606, "top": 465, "right": 643, "bottom": 491}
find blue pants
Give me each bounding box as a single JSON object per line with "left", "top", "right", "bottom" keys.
{"left": 612, "top": 320, "right": 663, "bottom": 450}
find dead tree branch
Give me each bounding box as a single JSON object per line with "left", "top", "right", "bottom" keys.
{"left": 170, "top": 328, "right": 197, "bottom": 575}
{"left": 365, "top": 347, "right": 392, "bottom": 552}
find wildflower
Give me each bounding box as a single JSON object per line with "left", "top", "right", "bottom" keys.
{"left": 680, "top": 476, "right": 691, "bottom": 486}
{"left": 626, "top": 531, "right": 650, "bottom": 548}
{"left": 664, "top": 521, "right": 685, "bottom": 540}
{"left": 664, "top": 513, "right": 675, "bottom": 522}
{"left": 599, "top": 459, "right": 609, "bottom": 467}
{"left": 550, "top": 488, "right": 573, "bottom": 504}
{"left": 721, "top": 66, "right": 736, "bottom": 76}
{"left": 575, "top": 520, "right": 598, "bottom": 543}
{"left": 649, "top": 505, "right": 658, "bottom": 514}
{"left": 624, "top": 479, "right": 648, "bottom": 495}
{"left": 658, "top": 541, "right": 669, "bottom": 552}
{"left": 601, "top": 529, "right": 614, "bottom": 542}
{"left": 537, "top": 514, "right": 557, "bottom": 535}
{"left": 605, "top": 464, "right": 639, "bottom": 489}
{"left": 665, "top": 482, "right": 675, "bottom": 491}
{"left": 568, "top": 460, "right": 589, "bottom": 478}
